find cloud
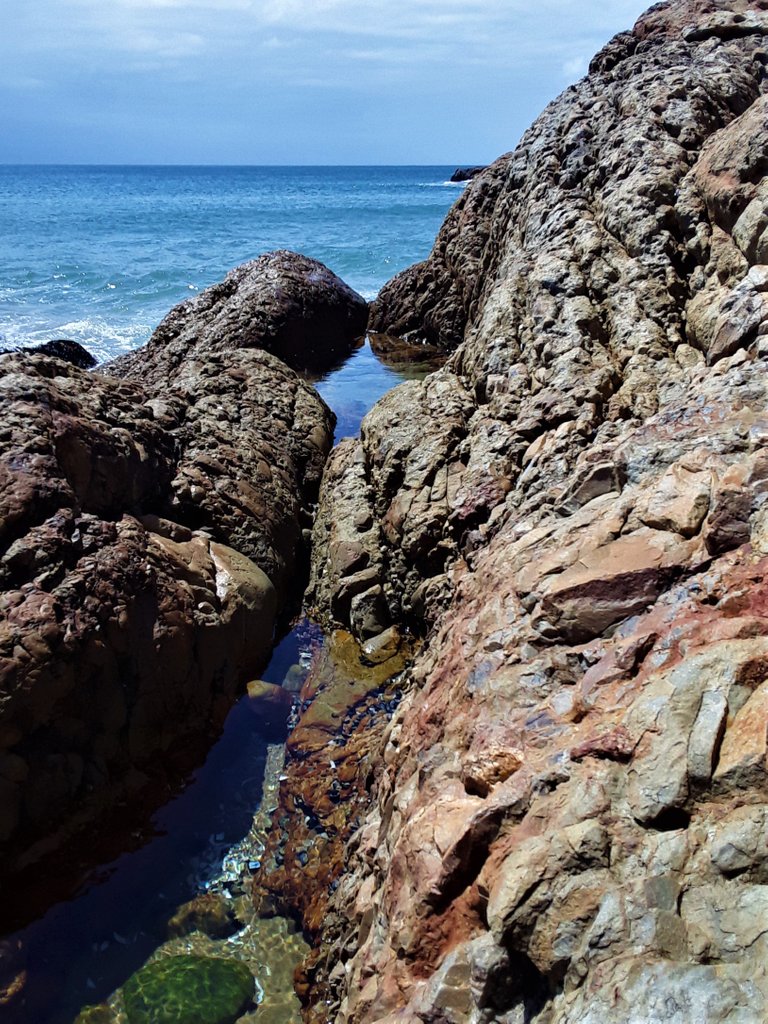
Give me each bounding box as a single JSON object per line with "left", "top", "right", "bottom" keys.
{"left": 120, "top": 30, "right": 205, "bottom": 57}
{"left": 0, "top": 0, "right": 652, "bottom": 161}
{"left": 4, "top": 0, "right": 649, "bottom": 79}
{"left": 562, "top": 55, "right": 589, "bottom": 80}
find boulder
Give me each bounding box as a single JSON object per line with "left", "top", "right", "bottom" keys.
{"left": 0, "top": 338, "right": 333, "bottom": 881}
{"left": 121, "top": 955, "right": 254, "bottom": 1024}
{"left": 109, "top": 250, "right": 368, "bottom": 379}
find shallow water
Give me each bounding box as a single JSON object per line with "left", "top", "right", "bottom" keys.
{"left": 3, "top": 623, "right": 320, "bottom": 1024}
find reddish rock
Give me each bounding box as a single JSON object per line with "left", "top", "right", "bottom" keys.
{"left": 0, "top": 319, "right": 334, "bottom": 886}
{"left": 270, "top": 3, "right": 768, "bottom": 1023}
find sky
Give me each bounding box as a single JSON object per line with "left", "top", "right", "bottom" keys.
{"left": 1, "top": 0, "right": 651, "bottom": 165}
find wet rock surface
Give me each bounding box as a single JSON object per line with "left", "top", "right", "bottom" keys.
{"left": 274, "top": 2, "right": 768, "bottom": 1022}
{"left": 0, "top": 339, "right": 98, "bottom": 368}
{"left": 120, "top": 955, "right": 255, "bottom": 1024}
{"left": 255, "top": 629, "right": 409, "bottom": 982}
{"left": 0, "top": 261, "right": 336, "bottom": 886}
{"left": 109, "top": 251, "right": 368, "bottom": 379}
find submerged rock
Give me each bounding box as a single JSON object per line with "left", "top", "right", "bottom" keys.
{"left": 246, "top": 679, "right": 295, "bottom": 738}
{"left": 255, "top": 629, "right": 409, "bottom": 941}
{"left": 110, "top": 250, "right": 368, "bottom": 379}
{"left": 74, "top": 1005, "right": 115, "bottom": 1024}
{"left": 121, "top": 955, "right": 254, "bottom": 1024}
{"left": 167, "top": 892, "right": 241, "bottom": 940}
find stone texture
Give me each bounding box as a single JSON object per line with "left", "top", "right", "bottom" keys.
{"left": 326, "top": 0, "right": 768, "bottom": 643}
{"left": 0, "top": 295, "right": 334, "bottom": 881}
{"left": 110, "top": 251, "right": 368, "bottom": 379}
{"left": 264, "top": 3, "right": 768, "bottom": 1023}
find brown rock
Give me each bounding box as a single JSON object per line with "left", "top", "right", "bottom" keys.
{"left": 110, "top": 250, "right": 368, "bottom": 377}
{"left": 276, "top": 3, "right": 768, "bottom": 1023}
{"left": 0, "top": 287, "right": 334, "bottom": 884}
{"left": 167, "top": 892, "right": 240, "bottom": 939}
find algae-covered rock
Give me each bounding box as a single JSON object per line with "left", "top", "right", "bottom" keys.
{"left": 74, "top": 1005, "right": 115, "bottom": 1024}
{"left": 166, "top": 892, "right": 241, "bottom": 940}
{"left": 122, "top": 955, "right": 254, "bottom": 1024}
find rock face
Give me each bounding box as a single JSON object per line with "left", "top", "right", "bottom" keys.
{"left": 0, "top": 254, "right": 340, "bottom": 883}
{"left": 278, "top": 2, "right": 768, "bottom": 1022}
{"left": 110, "top": 250, "right": 368, "bottom": 379}
{"left": 449, "top": 167, "right": 487, "bottom": 183}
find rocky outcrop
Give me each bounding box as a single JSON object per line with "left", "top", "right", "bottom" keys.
{"left": 275, "top": 2, "right": 768, "bottom": 1022}
{"left": 0, "top": 339, "right": 98, "bottom": 368}
{"left": 319, "top": 0, "right": 768, "bottom": 643}
{"left": 110, "top": 250, "right": 368, "bottom": 380}
{"left": 0, "top": 257, "right": 341, "bottom": 882}
{"left": 449, "top": 167, "right": 487, "bottom": 183}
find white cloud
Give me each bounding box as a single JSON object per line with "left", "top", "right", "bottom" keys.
{"left": 1, "top": 0, "right": 650, "bottom": 92}
{"left": 7, "top": 0, "right": 649, "bottom": 62}
{"left": 562, "top": 55, "right": 589, "bottom": 80}
{"left": 120, "top": 30, "right": 205, "bottom": 57}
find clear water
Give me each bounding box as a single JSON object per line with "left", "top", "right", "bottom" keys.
{"left": 0, "top": 166, "right": 461, "bottom": 1023}
{"left": 0, "top": 165, "right": 463, "bottom": 361}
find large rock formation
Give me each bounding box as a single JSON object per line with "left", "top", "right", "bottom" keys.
{"left": 273, "top": 2, "right": 768, "bottom": 1022}
{"left": 314, "top": 0, "right": 768, "bottom": 641}
{"left": 0, "top": 252, "right": 349, "bottom": 885}
{"left": 111, "top": 250, "right": 368, "bottom": 380}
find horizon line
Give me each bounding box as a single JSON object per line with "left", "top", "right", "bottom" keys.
{"left": 0, "top": 161, "right": 489, "bottom": 169}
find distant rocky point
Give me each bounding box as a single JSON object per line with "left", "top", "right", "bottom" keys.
{"left": 449, "top": 165, "right": 487, "bottom": 182}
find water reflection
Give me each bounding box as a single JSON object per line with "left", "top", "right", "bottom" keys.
{"left": 313, "top": 334, "right": 444, "bottom": 441}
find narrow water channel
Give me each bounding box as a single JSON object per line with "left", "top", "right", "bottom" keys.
{"left": 1, "top": 337, "right": 435, "bottom": 1024}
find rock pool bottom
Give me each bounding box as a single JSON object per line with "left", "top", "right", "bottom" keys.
{"left": 77, "top": 741, "right": 311, "bottom": 1024}
{"left": 2, "top": 622, "right": 319, "bottom": 1024}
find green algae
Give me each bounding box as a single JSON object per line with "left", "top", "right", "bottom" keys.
{"left": 122, "top": 955, "right": 254, "bottom": 1024}
{"left": 74, "top": 1005, "right": 115, "bottom": 1024}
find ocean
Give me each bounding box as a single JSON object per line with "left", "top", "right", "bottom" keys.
{"left": 0, "top": 165, "right": 463, "bottom": 1024}
{"left": 0, "top": 164, "right": 462, "bottom": 361}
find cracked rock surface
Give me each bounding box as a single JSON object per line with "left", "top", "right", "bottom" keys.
{"left": 278, "top": 2, "right": 768, "bottom": 1022}
{"left": 314, "top": 0, "right": 768, "bottom": 642}
{"left": 0, "top": 256, "right": 339, "bottom": 884}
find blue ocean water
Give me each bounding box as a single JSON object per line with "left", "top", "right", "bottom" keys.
{"left": 0, "top": 165, "right": 463, "bottom": 361}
